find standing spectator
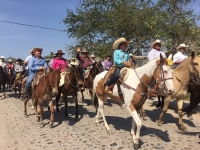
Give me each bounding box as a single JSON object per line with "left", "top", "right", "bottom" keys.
{"left": 103, "top": 54, "right": 113, "bottom": 71}
{"left": 173, "top": 43, "right": 188, "bottom": 68}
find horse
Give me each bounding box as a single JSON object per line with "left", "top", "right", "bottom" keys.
{"left": 55, "top": 65, "right": 83, "bottom": 118}
{"left": 14, "top": 71, "right": 25, "bottom": 99}
{"left": 6, "top": 68, "right": 14, "bottom": 91}
{"left": 0, "top": 66, "right": 7, "bottom": 99}
{"left": 156, "top": 51, "right": 200, "bottom": 131}
{"left": 80, "top": 61, "right": 104, "bottom": 100}
{"left": 24, "top": 68, "right": 61, "bottom": 128}
{"left": 92, "top": 54, "right": 174, "bottom": 149}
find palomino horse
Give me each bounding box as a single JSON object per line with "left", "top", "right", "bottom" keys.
{"left": 0, "top": 66, "right": 7, "bottom": 99}
{"left": 157, "top": 52, "right": 200, "bottom": 131}
{"left": 81, "top": 61, "right": 104, "bottom": 100}
{"left": 24, "top": 68, "right": 60, "bottom": 128}
{"left": 6, "top": 68, "right": 14, "bottom": 90}
{"left": 55, "top": 65, "right": 83, "bottom": 118}
{"left": 92, "top": 54, "right": 174, "bottom": 149}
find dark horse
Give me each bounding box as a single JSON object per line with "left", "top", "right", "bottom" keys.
{"left": 0, "top": 66, "right": 7, "bottom": 99}
{"left": 24, "top": 68, "right": 60, "bottom": 128}
{"left": 81, "top": 61, "right": 104, "bottom": 101}
{"left": 55, "top": 65, "right": 83, "bottom": 118}
{"left": 6, "top": 68, "right": 14, "bottom": 91}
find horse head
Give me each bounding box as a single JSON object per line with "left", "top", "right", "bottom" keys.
{"left": 74, "top": 64, "right": 84, "bottom": 87}
{"left": 153, "top": 54, "right": 174, "bottom": 95}
{"left": 91, "top": 61, "right": 104, "bottom": 75}
{"left": 188, "top": 51, "right": 200, "bottom": 83}
{"left": 49, "top": 67, "right": 61, "bottom": 97}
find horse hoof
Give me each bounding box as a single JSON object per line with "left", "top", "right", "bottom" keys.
{"left": 187, "top": 115, "right": 193, "bottom": 120}
{"left": 24, "top": 114, "right": 28, "bottom": 118}
{"left": 181, "top": 127, "right": 188, "bottom": 132}
{"left": 40, "top": 124, "right": 44, "bottom": 128}
{"left": 157, "top": 120, "right": 163, "bottom": 126}
{"left": 133, "top": 143, "right": 139, "bottom": 149}
{"left": 49, "top": 124, "right": 53, "bottom": 128}
{"left": 95, "top": 122, "right": 99, "bottom": 126}
{"left": 142, "top": 116, "right": 147, "bottom": 121}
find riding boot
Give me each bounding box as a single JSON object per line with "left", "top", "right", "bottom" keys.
{"left": 105, "top": 86, "right": 112, "bottom": 94}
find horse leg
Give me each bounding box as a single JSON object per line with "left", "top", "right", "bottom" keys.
{"left": 18, "top": 86, "right": 21, "bottom": 99}
{"left": 80, "top": 90, "right": 84, "bottom": 102}
{"left": 98, "top": 96, "right": 111, "bottom": 134}
{"left": 38, "top": 99, "right": 44, "bottom": 128}
{"left": 161, "top": 96, "right": 165, "bottom": 109}
{"left": 73, "top": 94, "right": 79, "bottom": 118}
{"left": 127, "top": 104, "right": 142, "bottom": 149}
{"left": 49, "top": 100, "right": 55, "bottom": 128}
{"left": 55, "top": 93, "right": 61, "bottom": 112}
{"left": 63, "top": 95, "right": 68, "bottom": 117}
{"left": 177, "top": 99, "right": 187, "bottom": 131}
{"left": 140, "top": 106, "right": 147, "bottom": 120}
{"left": 24, "top": 99, "right": 29, "bottom": 117}
{"left": 156, "top": 96, "right": 161, "bottom": 108}
{"left": 157, "top": 96, "right": 171, "bottom": 126}
{"left": 33, "top": 99, "right": 39, "bottom": 122}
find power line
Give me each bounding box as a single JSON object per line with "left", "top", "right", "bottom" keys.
{"left": 0, "top": 20, "right": 64, "bottom": 32}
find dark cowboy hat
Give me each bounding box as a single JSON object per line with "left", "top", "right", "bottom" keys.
{"left": 55, "top": 50, "right": 65, "bottom": 55}
{"left": 81, "top": 49, "right": 89, "bottom": 53}
{"left": 17, "top": 58, "right": 23, "bottom": 62}
{"left": 106, "top": 54, "right": 112, "bottom": 57}
{"left": 32, "top": 47, "right": 43, "bottom": 53}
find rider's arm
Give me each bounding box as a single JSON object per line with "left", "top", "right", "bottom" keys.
{"left": 28, "top": 57, "right": 39, "bottom": 72}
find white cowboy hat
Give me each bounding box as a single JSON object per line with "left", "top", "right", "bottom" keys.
{"left": 90, "top": 55, "right": 95, "bottom": 58}
{"left": 0, "top": 56, "right": 4, "bottom": 59}
{"left": 8, "top": 59, "right": 12, "bottom": 62}
{"left": 112, "top": 37, "right": 132, "bottom": 50}
{"left": 150, "top": 39, "right": 162, "bottom": 48}
{"left": 176, "top": 43, "right": 188, "bottom": 50}
{"left": 129, "top": 54, "right": 133, "bottom": 56}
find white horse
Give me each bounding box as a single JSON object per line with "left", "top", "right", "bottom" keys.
{"left": 92, "top": 54, "right": 174, "bottom": 149}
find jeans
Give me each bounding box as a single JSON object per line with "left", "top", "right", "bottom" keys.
{"left": 25, "top": 72, "right": 35, "bottom": 93}
{"left": 106, "top": 67, "right": 120, "bottom": 86}
{"left": 82, "top": 68, "right": 86, "bottom": 80}
{"left": 24, "top": 69, "right": 29, "bottom": 77}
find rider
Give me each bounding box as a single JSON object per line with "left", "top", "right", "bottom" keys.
{"left": 103, "top": 54, "right": 113, "bottom": 71}
{"left": 23, "top": 48, "right": 47, "bottom": 98}
{"left": 76, "top": 47, "right": 93, "bottom": 79}
{"left": 0, "top": 56, "right": 7, "bottom": 72}
{"left": 52, "top": 50, "right": 68, "bottom": 72}
{"left": 173, "top": 43, "right": 188, "bottom": 68}
{"left": 11, "top": 58, "right": 25, "bottom": 85}
{"left": 7, "top": 59, "right": 14, "bottom": 71}
{"left": 105, "top": 37, "right": 132, "bottom": 94}
{"left": 48, "top": 54, "right": 57, "bottom": 68}
{"left": 24, "top": 49, "right": 34, "bottom": 77}
{"left": 70, "top": 58, "right": 79, "bottom": 67}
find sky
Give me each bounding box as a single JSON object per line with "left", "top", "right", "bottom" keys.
{"left": 0, "top": 0, "right": 200, "bottom": 60}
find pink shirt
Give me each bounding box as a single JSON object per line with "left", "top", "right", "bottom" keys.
{"left": 52, "top": 58, "right": 68, "bottom": 72}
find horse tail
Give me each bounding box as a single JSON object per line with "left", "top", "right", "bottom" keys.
{"left": 91, "top": 86, "right": 98, "bottom": 109}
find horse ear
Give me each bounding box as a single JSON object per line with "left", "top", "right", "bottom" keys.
{"left": 191, "top": 51, "right": 195, "bottom": 59}
{"left": 167, "top": 54, "right": 172, "bottom": 60}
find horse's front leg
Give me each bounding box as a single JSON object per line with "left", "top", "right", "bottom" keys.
{"left": 177, "top": 99, "right": 187, "bottom": 131}
{"left": 18, "top": 86, "right": 22, "bottom": 99}
{"left": 49, "top": 100, "right": 55, "bottom": 128}
{"left": 73, "top": 93, "right": 79, "bottom": 118}
{"left": 157, "top": 96, "right": 171, "bottom": 126}
{"left": 38, "top": 99, "right": 44, "bottom": 128}
{"left": 24, "top": 99, "right": 29, "bottom": 117}
{"left": 63, "top": 94, "right": 68, "bottom": 117}
{"left": 33, "top": 99, "right": 39, "bottom": 121}
{"left": 55, "top": 92, "right": 61, "bottom": 112}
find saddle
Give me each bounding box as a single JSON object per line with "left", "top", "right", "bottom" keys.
{"left": 31, "top": 71, "right": 45, "bottom": 88}
{"left": 84, "top": 69, "right": 91, "bottom": 79}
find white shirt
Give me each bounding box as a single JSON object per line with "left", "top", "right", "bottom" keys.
{"left": 147, "top": 48, "right": 166, "bottom": 61}
{"left": 173, "top": 51, "right": 188, "bottom": 68}
{"left": 14, "top": 64, "right": 25, "bottom": 72}
{"left": 24, "top": 55, "right": 32, "bottom": 69}
{"left": 0, "top": 60, "right": 6, "bottom": 69}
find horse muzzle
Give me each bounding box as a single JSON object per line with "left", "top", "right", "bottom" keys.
{"left": 52, "top": 88, "right": 58, "bottom": 97}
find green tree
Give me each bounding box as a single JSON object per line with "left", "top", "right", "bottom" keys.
{"left": 44, "top": 52, "right": 54, "bottom": 59}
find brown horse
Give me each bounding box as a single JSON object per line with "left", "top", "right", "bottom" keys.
{"left": 0, "top": 66, "right": 7, "bottom": 99}
{"left": 156, "top": 52, "right": 200, "bottom": 131}
{"left": 81, "top": 61, "right": 104, "bottom": 100}
{"left": 6, "top": 68, "right": 14, "bottom": 91}
{"left": 24, "top": 68, "right": 60, "bottom": 128}
{"left": 55, "top": 65, "right": 83, "bottom": 118}
{"left": 14, "top": 72, "right": 25, "bottom": 99}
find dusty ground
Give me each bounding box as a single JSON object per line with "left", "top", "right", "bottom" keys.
{"left": 0, "top": 91, "right": 199, "bottom": 150}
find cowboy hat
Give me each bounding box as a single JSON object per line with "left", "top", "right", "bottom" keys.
{"left": 17, "top": 58, "right": 23, "bottom": 62}
{"left": 8, "top": 59, "right": 12, "bottom": 62}
{"left": 55, "top": 50, "right": 65, "bottom": 55}
{"left": 90, "top": 55, "right": 95, "bottom": 58}
{"left": 71, "top": 58, "right": 76, "bottom": 60}
{"left": 0, "top": 56, "right": 5, "bottom": 59}
{"left": 150, "top": 39, "right": 162, "bottom": 48}
{"left": 113, "top": 37, "right": 132, "bottom": 50}
{"left": 81, "top": 49, "right": 89, "bottom": 53}
{"left": 32, "top": 48, "right": 43, "bottom": 53}
{"left": 176, "top": 43, "right": 188, "bottom": 50}
{"left": 106, "top": 54, "right": 112, "bottom": 57}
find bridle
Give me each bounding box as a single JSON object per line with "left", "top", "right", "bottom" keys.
{"left": 91, "top": 62, "right": 104, "bottom": 75}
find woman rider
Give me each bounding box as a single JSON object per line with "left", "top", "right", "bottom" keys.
{"left": 105, "top": 37, "right": 132, "bottom": 94}
{"left": 23, "top": 48, "right": 47, "bottom": 98}
{"left": 52, "top": 50, "right": 68, "bottom": 72}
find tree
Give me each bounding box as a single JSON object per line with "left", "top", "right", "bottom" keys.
{"left": 63, "top": 0, "right": 200, "bottom": 57}
{"left": 44, "top": 52, "right": 54, "bottom": 59}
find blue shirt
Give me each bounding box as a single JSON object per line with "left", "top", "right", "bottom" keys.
{"left": 28, "top": 56, "right": 47, "bottom": 73}
{"left": 113, "top": 49, "right": 129, "bottom": 68}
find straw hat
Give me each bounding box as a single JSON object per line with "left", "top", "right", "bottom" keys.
{"left": 8, "top": 59, "right": 12, "bottom": 62}
{"left": 176, "top": 43, "right": 188, "bottom": 50}
{"left": 32, "top": 48, "right": 43, "bottom": 53}
{"left": 55, "top": 50, "right": 65, "bottom": 55}
{"left": 0, "top": 56, "right": 5, "bottom": 59}
{"left": 90, "top": 55, "right": 95, "bottom": 58}
{"left": 150, "top": 39, "right": 162, "bottom": 48}
{"left": 113, "top": 37, "right": 132, "bottom": 50}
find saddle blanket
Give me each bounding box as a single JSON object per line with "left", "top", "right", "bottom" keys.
{"left": 59, "top": 72, "right": 67, "bottom": 87}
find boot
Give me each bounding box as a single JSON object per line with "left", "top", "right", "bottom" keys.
{"left": 105, "top": 86, "right": 112, "bottom": 94}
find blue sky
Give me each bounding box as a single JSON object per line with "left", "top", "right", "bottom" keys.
{"left": 0, "top": 0, "right": 199, "bottom": 60}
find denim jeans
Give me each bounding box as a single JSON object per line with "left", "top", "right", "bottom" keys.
{"left": 25, "top": 72, "right": 35, "bottom": 93}
{"left": 106, "top": 67, "right": 120, "bottom": 86}
{"left": 82, "top": 68, "right": 86, "bottom": 80}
